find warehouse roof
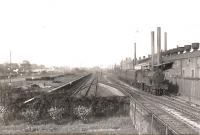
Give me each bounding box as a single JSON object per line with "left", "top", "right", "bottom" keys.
{"left": 162, "top": 50, "right": 200, "bottom": 62}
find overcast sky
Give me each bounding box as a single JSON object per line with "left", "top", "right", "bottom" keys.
{"left": 0, "top": 0, "right": 200, "bottom": 67}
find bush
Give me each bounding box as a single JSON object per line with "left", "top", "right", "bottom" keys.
{"left": 73, "top": 105, "right": 92, "bottom": 123}
{"left": 48, "top": 107, "right": 64, "bottom": 120}
{"left": 0, "top": 105, "right": 7, "bottom": 125}
{"left": 21, "top": 109, "right": 39, "bottom": 123}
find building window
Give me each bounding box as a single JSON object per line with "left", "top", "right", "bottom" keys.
{"left": 192, "top": 69, "right": 195, "bottom": 78}
{"left": 199, "top": 69, "right": 200, "bottom": 78}
{"left": 187, "top": 59, "right": 190, "bottom": 65}
{"left": 182, "top": 69, "right": 185, "bottom": 77}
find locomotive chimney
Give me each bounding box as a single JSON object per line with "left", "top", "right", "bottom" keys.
{"left": 151, "top": 31, "right": 155, "bottom": 70}
{"left": 164, "top": 32, "right": 167, "bottom": 51}
{"left": 134, "top": 42, "right": 137, "bottom": 66}
{"left": 157, "top": 27, "right": 161, "bottom": 65}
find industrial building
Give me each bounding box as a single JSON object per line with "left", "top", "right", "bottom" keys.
{"left": 119, "top": 27, "right": 200, "bottom": 105}
{"left": 162, "top": 43, "right": 200, "bottom": 105}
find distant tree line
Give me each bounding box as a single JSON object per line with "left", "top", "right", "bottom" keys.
{"left": 0, "top": 60, "right": 46, "bottom": 78}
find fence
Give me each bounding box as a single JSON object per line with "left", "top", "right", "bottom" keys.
{"left": 168, "top": 77, "right": 200, "bottom": 105}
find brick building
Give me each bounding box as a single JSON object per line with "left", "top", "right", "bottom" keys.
{"left": 120, "top": 57, "right": 133, "bottom": 70}
{"left": 162, "top": 44, "right": 200, "bottom": 105}
{"left": 133, "top": 43, "right": 200, "bottom": 105}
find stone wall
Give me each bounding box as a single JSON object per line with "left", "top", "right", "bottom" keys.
{"left": 129, "top": 100, "right": 172, "bottom": 134}
{"left": 167, "top": 77, "right": 200, "bottom": 105}
{"left": 164, "top": 56, "right": 200, "bottom": 105}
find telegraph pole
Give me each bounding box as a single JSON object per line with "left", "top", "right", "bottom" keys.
{"left": 133, "top": 30, "right": 139, "bottom": 69}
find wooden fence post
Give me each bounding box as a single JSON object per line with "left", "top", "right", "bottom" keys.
{"left": 151, "top": 114, "right": 153, "bottom": 134}
{"left": 134, "top": 102, "right": 136, "bottom": 128}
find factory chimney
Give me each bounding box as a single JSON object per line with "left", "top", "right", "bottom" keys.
{"left": 134, "top": 42, "right": 137, "bottom": 66}
{"left": 157, "top": 27, "right": 161, "bottom": 65}
{"left": 151, "top": 31, "right": 155, "bottom": 70}
{"left": 164, "top": 32, "right": 167, "bottom": 51}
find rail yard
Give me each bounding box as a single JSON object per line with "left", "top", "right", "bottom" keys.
{"left": 0, "top": 27, "right": 200, "bottom": 135}
{"left": 0, "top": 71, "right": 134, "bottom": 134}
{"left": 2, "top": 0, "right": 200, "bottom": 134}
{"left": 1, "top": 26, "right": 200, "bottom": 134}
{"left": 102, "top": 74, "right": 200, "bottom": 134}
{"left": 0, "top": 69, "right": 200, "bottom": 134}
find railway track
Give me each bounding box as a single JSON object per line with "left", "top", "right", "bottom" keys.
{"left": 141, "top": 94, "right": 200, "bottom": 133}
{"left": 107, "top": 75, "right": 200, "bottom": 116}
{"left": 72, "top": 75, "right": 98, "bottom": 97}
{"left": 21, "top": 73, "right": 92, "bottom": 105}
{"left": 118, "top": 82, "right": 200, "bottom": 122}
{"left": 101, "top": 76, "right": 199, "bottom": 134}
{"left": 164, "top": 95, "right": 200, "bottom": 109}
{"left": 0, "top": 74, "right": 94, "bottom": 124}
{"left": 105, "top": 82, "right": 198, "bottom": 134}
{"left": 21, "top": 73, "right": 100, "bottom": 112}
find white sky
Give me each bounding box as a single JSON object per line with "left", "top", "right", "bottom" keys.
{"left": 0, "top": 0, "right": 200, "bottom": 68}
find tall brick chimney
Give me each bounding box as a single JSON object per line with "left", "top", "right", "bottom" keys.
{"left": 151, "top": 31, "right": 155, "bottom": 70}
{"left": 164, "top": 32, "right": 167, "bottom": 51}
{"left": 157, "top": 27, "right": 161, "bottom": 65}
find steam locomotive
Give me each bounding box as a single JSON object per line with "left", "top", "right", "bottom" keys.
{"left": 117, "top": 27, "right": 177, "bottom": 95}
{"left": 118, "top": 63, "right": 171, "bottom": 96}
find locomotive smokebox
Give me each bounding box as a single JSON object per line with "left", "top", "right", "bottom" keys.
{"left": 157, "top": 27, "right": 161, "bottom": 65}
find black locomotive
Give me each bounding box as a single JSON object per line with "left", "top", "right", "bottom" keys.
{"left": 118, "top": 64, "right": 171, "bottom": 96}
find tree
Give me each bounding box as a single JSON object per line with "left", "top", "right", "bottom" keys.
{"left": 20, "top": 60, "right": 32, "bottom": 74}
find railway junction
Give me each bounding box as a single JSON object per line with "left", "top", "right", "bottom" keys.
{"left": 0, "top": 72, "right": 133, "bottom": 134}
{"left": 0, "top": 70, "right": 200, "bottom": 134}
{"left": 0, "top": 28, "right": 200, "bottom": 134}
